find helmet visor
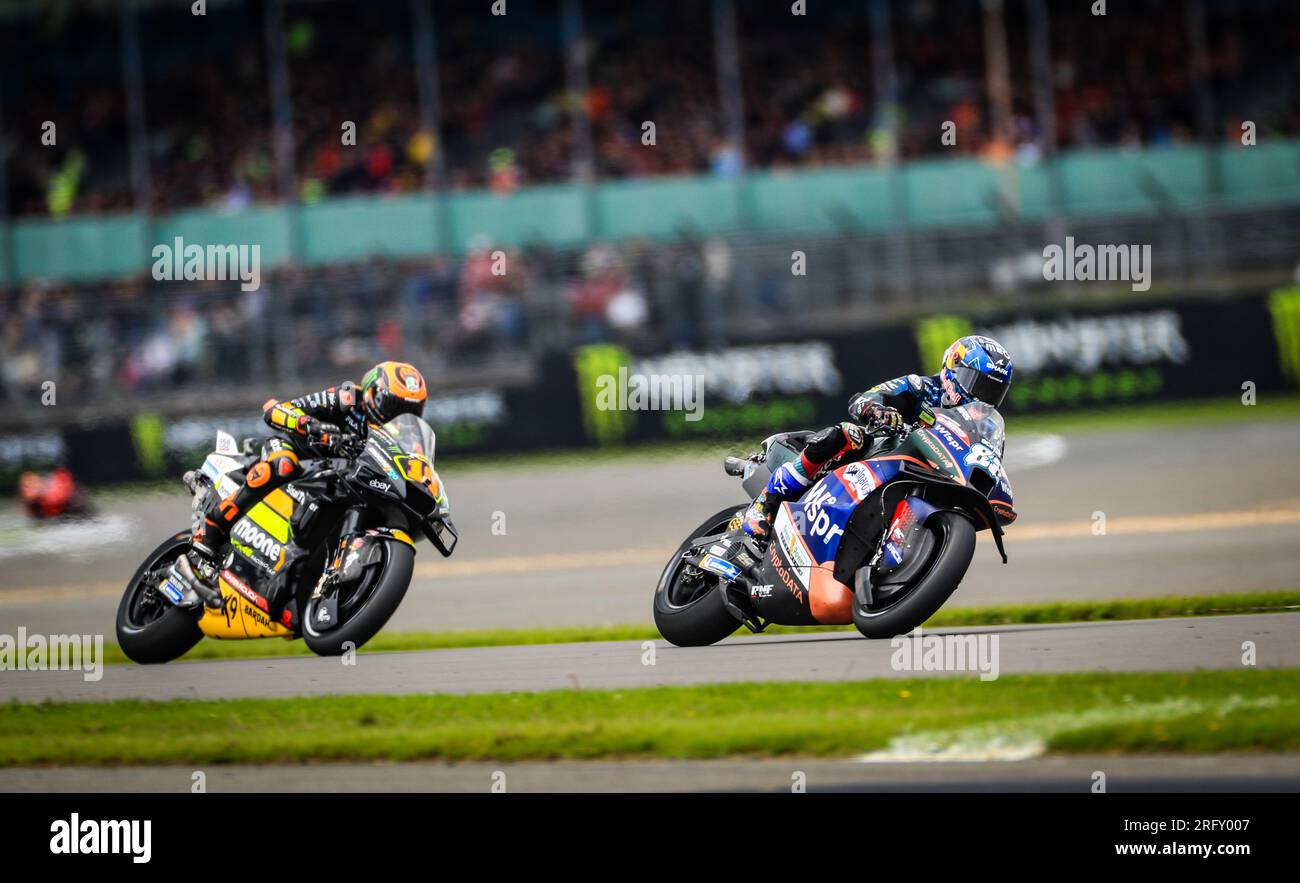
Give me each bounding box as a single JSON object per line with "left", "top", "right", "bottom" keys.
{"left": 951, "top": 365, "right": 1009, "bottom": 408}
{"left": 374, "top": 391, "right": 425, "bottom": 423}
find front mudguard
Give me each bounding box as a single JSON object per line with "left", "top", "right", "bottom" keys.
{"left": 338, "top": 528, "right": 416, "bottom": 584}
{"left": 890, "top": 464, "right": 1008, "bottom": 563}
{"left": 872, "top": 496, "right": 943, "bottom": 591}
{"left": 309, "top": 528, "right": 417, "bottom": 632}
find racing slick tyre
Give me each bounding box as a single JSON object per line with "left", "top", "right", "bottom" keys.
{"left": 654, "top": 506, "right": 747, "bottom": 647}
{"left": 302, "top": 539, "right": 415, "bottom": 656}
{"left": 851, "top": 510, "right": 977, "bottom": 639}
{"left": 115, "top": 532, "right": 204, "bottom": 664}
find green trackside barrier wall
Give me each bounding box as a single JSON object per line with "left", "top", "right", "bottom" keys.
{"left": 6, "top": 140, "right": 1300, "bottom": 284}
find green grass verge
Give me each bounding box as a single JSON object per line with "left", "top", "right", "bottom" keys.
{"left": 3, "top": 670, "right": 1296, "bottom": 765}
{"left": 99, "top": 590, "right": 1300, "bottom": 665}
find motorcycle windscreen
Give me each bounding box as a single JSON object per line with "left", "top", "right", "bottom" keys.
{"left": 383, "top": 413, "right": 437, "bottom": 463}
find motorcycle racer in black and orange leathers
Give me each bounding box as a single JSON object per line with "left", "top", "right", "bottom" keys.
{"left": 163, "top": 360, "right": 430, "bottom": 606}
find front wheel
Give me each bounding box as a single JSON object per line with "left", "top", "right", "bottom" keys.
{"left": 115, "top": 532, "right": 204, "bottom": 664}
{"left": 653, "top": 506, "right": 747, "bottom": 647}
{"left": 301, "top": 540, "right": 415, "bottom": 656}
{"left": 851, "top": 510, "right": 977, "bottom": 639}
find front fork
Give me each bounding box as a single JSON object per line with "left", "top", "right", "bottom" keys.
{"left": 857, "top": 495, "right": 941, "bottom": 609}
{"left": 311, "top": 507, "right": 365, "bottom": 603}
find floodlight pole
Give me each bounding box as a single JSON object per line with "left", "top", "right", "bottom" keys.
{"left": 411, "top": 0, "right": 454, "bottom": 253}
{"left": 121, "top": 0, "right": 153, "bottom": 272}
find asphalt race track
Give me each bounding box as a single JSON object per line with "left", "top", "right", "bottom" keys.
{"left": 2, "top": 419, "right": 1299, "bottom": 644}
{"left": 2, "top": 418, "right": 1299, "bottom": 791}
{"left": 2, "top": 613, "right": 1296, "bottom": 704}
{"left": 5, "top": 754, "right": 1299, "bottom": 793}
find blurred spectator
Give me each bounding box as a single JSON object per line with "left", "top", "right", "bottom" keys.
{"left": 5, "top": 0, "right": 1297, "bottom": 217}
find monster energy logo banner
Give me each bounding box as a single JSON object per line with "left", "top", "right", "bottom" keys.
{"left": 1269, "top": 286, "right": 1300, "bottom": 386}
{"left": 573, "top": 341, "right": 842, "bottom": 445}
{"left": 981, "top": 311, "right": 1188, "bottom": 374}
{"left": 574, "top": 344, "right": 637, "bottom": 445}
{"left": 130, "top": 412, "right": 166, "bottom": 477}
{"left": 915, "top": 311, "right": 1189, "bottom": 376}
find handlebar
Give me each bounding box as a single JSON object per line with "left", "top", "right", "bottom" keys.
{"left": 873, "top": 420, "right": 912, "bottom": 438}
{"left": 306, "top": 425, "right": 364, "bottom": 458}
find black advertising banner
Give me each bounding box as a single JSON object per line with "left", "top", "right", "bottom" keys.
{"left": 2, "top": 288, "right": 1298, "bottom": 490}
{"left": 916, "top": 290, "right": 1297, "bottom": 414}
{"left": 564, "top": 287, "right": 1300, "bottom": 451}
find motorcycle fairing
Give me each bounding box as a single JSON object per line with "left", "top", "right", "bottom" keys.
{"left": 780, "top": 460, "right": 944, "bottom": 623}
{"left": 762, "top": 488, "right": 858, "bottom": 625}
{"left": 197, "top": 572, "right": 294, "bottom": 639}
{"left": 988, "top": 473, "right": 1015, "bottom": 524}
{"left": 230, "top": 488, "right": 296, "bottom": 572}
{"left": 200, "top": 452, "right": 245, "bottom": 498}
{"left": 753, "top": 441, "right": 1003, "bottom": 626}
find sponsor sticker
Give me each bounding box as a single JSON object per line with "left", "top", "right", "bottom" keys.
{"left": 221, "top": 568, "right": 266, "bottom": 611}
{"left": 774, "top": 508, "right": 813, "bottom": 587}
{"left": 699, "top": 554, "right": 741, "bottom": 582}
{"left": 160, "top": 579, "right": 185, "bottom": 604}
{"left": 232, "top": 519, "right": 283, "bottom": 564}
{"left": 840, "top": 462, "right": 876, "bottom": 502}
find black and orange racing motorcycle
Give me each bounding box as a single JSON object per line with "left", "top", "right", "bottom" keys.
{"left": 115, "top": 414, "right": 458, "bottom": 663}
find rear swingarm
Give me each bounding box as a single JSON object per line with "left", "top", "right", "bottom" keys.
{"left": 680, "top": 535, "right": 768, "bottom": 634}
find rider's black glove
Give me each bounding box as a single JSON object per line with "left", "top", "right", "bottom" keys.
{"left": 306, "top": 419, "right": 343, "bottom": 447}
{"left": 315, "top": 423, "right": 363, "bottom": 457}
{"left": 861, "top": 402, "right": 905, "bottom": 433}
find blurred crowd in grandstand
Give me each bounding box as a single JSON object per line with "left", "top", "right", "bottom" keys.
{"left": 2, "top": 0, "right": 1298, "bottom": 408}
{"left": 5, "top": 0, "right": 1297, "bottom": 216}
{"left": 0, "top": 236, "right": 748, "bottom": 403}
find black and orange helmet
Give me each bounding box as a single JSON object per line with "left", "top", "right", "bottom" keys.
{"left": 361, "top": 361, "right": 428, "bottom": 425}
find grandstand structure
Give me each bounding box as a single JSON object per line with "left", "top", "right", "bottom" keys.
{"left": 1, "top": 0, "right": 1298, "bottom": 425}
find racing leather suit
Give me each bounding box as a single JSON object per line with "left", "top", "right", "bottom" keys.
{"left": 731, "top": 373, "right": 961, "bottom": 538}
{"left": 192, "top": 382, "right": 368, "bottom": 558}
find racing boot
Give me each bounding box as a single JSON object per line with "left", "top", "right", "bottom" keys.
{"left": 729, "top": 489, "right": 779, "bottom": 542}
{"left": 161, "top": 495, "right": 225, "bottom": 608}
{"left": 727, "top": 460, "right": 812, "bottom": 542}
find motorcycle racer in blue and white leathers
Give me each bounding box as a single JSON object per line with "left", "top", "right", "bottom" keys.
{"left": 729, "top": 335, "right": 1016, "bottom": 540}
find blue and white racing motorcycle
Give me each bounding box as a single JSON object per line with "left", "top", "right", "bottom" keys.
{"left": 654, "top": 402, "right": 1015, "bottom": 646}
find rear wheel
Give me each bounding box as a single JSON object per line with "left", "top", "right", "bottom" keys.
{"left": 653, "top": 506, "right": 747, "bottom": 647}
{"left": 115, "top": 532, "right": 204, "bottom": 664}
{"left": 302, "top": 540, "right": 415, "bottom": 656}
{"left": 851, "top": 511, "right": 977, "bottom": 639}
